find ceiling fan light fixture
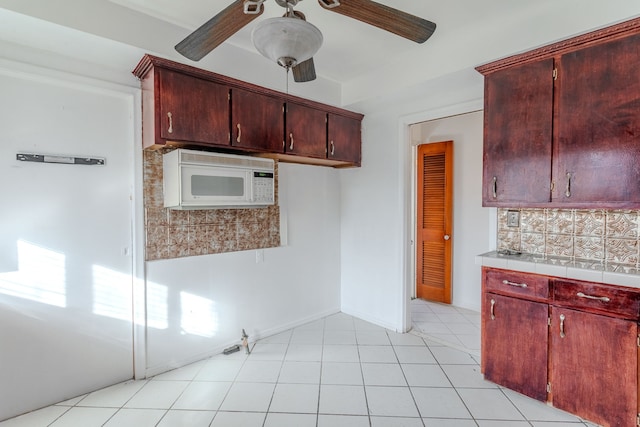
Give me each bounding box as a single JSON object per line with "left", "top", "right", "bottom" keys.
{"left": 252, "top": 17, "right": 323, "bottom": 69}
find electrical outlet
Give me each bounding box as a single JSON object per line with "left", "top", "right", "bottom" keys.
{"left": 507, "top": 210, "right": 520, "bottom": 228}
{"left": 255, "top": 249, "right": 264, "bottom": 263}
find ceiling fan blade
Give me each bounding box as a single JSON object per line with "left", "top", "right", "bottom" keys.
{"left": 175, "top": 0, "right": 264, "bottom": 61}
{"left": 292, "top": 58, "right": 317, "bottom": 82}
{"left": 318, "top": 0, "right": 436, "bottom": 43}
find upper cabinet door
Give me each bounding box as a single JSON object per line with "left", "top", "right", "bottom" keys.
{"left": 482, "top": 59, "right": 554, "bottom": 206}
{"left": 157, "top": 68, "right": 230, "bottom": 146}
{"left": 231, "top": 88, "right": 284, "bottom": 153}
{"left": 285, "top": 102, "right": 327, "bottom": 159}
{"left": 327, "top": 113, "right": 361, "bottom": 165}
{"left": 555, "top": 33, "right": 640, "bottom": 206}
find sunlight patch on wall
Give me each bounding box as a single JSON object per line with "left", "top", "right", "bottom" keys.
{"left": 92, "top": 264, "right": 132, "bottom": 322}
{"left": 0, "top": 240, "right": 66, "bottom": 307}
{"left": 180, "top": 291, "right": 218, "bottom": 338}
{"left": 147, "top": 281, "right": 168, "bottom": 330}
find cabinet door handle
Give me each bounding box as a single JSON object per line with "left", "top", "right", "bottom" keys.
{"left": 559, "top": 314, "right": 566, "bottom": 338}
{"left": 565, "top": 172, "right": 571, "bottom": 198}
{"left": 167, "top": 112, "right": 173, "bottom": 134}
{"left": 289, "top": 133, "right": 294, "bottom": 151}
{"left": 490, "top": 298, "right": 496, "bottom": 320}
{"left": 502, "top": 279, "right": 527, "bottom": 288}
{"left": 492, "top": 176, "right": 497, "bottom": 199}
{"left": 576, "top": 292, "right": 610, "bottom": 303}
{"left": 236, "top": 124, "right": 242, "bottom": 143}
{"left": 330, "top": 140, "right": 335, "bottom": 156}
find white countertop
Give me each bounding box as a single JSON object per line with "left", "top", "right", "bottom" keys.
{"left": 476, "top": 251, "right": 640, "bottom": 289}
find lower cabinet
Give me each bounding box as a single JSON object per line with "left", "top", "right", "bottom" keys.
{"left": 481, "top": 267, "right": 640, "bottom": 427}
{"left": 483, "top": 293, "right": 548, "bottom": 401}
{"left": 549, "top": 306, "right": 638, "bottom": 427}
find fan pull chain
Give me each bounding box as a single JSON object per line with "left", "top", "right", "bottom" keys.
{"left": 285, "top": 66, "right": 290, "bottom": 94}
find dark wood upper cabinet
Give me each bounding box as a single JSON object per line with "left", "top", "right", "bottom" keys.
{"left": 285, "top": 102, "right": 327, "bottom": 159}
{"left": 477, "top": 17, "right": 640, "bottom": 208}
{"left": 482, "top": 59, "right": 554, "bottom": 206}
{"left": 151, "top": 68, "right": 230, "bottom": 147}
{"left": 328, "top": 113, "right": 362, "bottom": 166}
{"left": 133, "top": 54, "right": 363, "bottom": 168}
{"left": 231, "top": 88, "right": 284, "bottom": 153}
{"left": 554, "top": 32, "right": 640, "bottom": 206}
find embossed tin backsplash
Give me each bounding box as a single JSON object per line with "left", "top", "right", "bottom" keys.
{"left": 498, "top": 208, "right": 640, "bottom": 267}
{"left": 144, "top": 149, "right": 280, "bottom": 261}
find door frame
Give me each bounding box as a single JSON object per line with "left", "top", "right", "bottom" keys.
{"left": 398, "top": 100, "right": 483, "bottom": 332}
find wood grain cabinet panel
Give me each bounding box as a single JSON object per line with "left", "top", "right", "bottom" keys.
{"left": 231, "top": 88, "right": 284, "bottom": 153}
{"left": 482, "top": 292, "right": 549, "bottom": 401}
{"left": 482, "top": 59, "right": 554, "bottom": 206}
{"left": 549, "top": 306, "right": 638, "bottom": 427}
{"left": 555, "top": 32, "right": 640, "bottom": 206}
{"left": 327, "top": 113, "right": 361, "bottom": 165}
{"left": 156, "top": 68, "right": 230, "bottom": 147}
{"left": 285, "top": 102, "right": 327, "bottom": 159}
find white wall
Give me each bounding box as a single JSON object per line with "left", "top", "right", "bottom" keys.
{"left": 0, "top": 60, "right": 139, "bottom": 421}
{"left": 340, "top": 69, "right": 486, "bottom": 331}
{"left": 145, "top": 163, "right": 342, "bottom": 374}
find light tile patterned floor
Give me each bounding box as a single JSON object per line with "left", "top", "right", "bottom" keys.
{"left": 1, "top": 301, "right": 601, "bottom": 427}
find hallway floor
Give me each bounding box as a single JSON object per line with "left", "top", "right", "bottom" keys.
{"left": 1, "top": 300, "right": 600, "bottom": 427}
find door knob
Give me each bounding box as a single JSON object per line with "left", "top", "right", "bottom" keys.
{"left": 444, "top": 235, "right": 450, "bottom": 240}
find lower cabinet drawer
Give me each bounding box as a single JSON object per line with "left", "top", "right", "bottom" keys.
{"left": 484, "top": 268, "right": 549, "bottom": 299}
{"left": 552, "top": 279, "right": 640, "bottom": 320}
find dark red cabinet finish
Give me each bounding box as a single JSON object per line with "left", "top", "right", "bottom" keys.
{"left": 133, "top": 54, "right": 363, "bottom": 168}
{"left": 555, "top": 32, "right": 640, "bottom": 206}
{"left": 477, "top": 17, "right": 640, "bottom": 208}
{"left": 482, "top": 292, "right": 549, "bottom": 401}
{"left": 156, "top": 68, "right": 230, "bottom": 147}
{"left": 285, "top": 102, "right": 327, "bottom": 159}
{"left": 231, "top": 88, "right": 284, "bottom": 153}
{"left": 327, "top": 113, "right": 361, "bottom": 165}
{"left": 482, "top": 59, "right": 554, "bottom": 206}
{"left": 549, "top": 306, "right": 638, "bottom": 427}
{"left": 482, "top": 267, "right": 640, "bottom": 427}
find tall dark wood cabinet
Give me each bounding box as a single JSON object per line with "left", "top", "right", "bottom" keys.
{"left": 477, "top": 17, "right": 640, "bottom": 208}
{"left": 554, "top": 32, "right": 640, "bottom": 205}
{"left": 482, "top": 59, "right": 554, "bottom": 206}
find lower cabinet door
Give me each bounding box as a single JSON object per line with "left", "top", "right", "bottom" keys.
{"left": 550, "top": 306, "right": 638, "bottom": 427}
{"left": 482, "top": 293, "right": 549, "bottom": 401}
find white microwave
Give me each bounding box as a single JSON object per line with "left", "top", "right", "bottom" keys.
{"left": 163, "top": 149, "right": 275, "bottom": 209}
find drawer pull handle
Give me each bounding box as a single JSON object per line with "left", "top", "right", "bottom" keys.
{"left": 236, "top": 123, "right": 242, "bottom": 143}
{"left": 559, "top": 314, "right": 566, "bottom": 338}
{"left": 502, "top": 280, "right": 527, "bottom": 288}
{"left": 490, "top": 299, "right": 496, "bottom": 320}
{"left": 289, "top": 133, "right": 294, "bottom": 151}
{"left": 565, "top": 172, "right": 571, "bottom": 198}
{"left": 167, "top": 112, "right": 173, "bottom": 134}
{"left": 576, "top": 292, "right": 610, "bottom": 303}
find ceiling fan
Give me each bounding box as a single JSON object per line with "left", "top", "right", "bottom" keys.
{"left": 175, "top": 0, "right": 436, "bottom": 83}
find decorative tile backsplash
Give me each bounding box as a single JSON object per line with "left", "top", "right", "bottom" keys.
{"left": 144, "top": 149, "right": 280, "bottom": 261}
{"left": 498, "top": 208, "right": 640, "bottom": 267}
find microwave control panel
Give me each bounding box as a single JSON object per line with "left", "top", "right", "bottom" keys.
{"left": 253, "top": 171, "right": 274, "bottom": 204}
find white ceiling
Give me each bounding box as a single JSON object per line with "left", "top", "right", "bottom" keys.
{"left": 0, "top": 0, "right": 638, "bottom": 107}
